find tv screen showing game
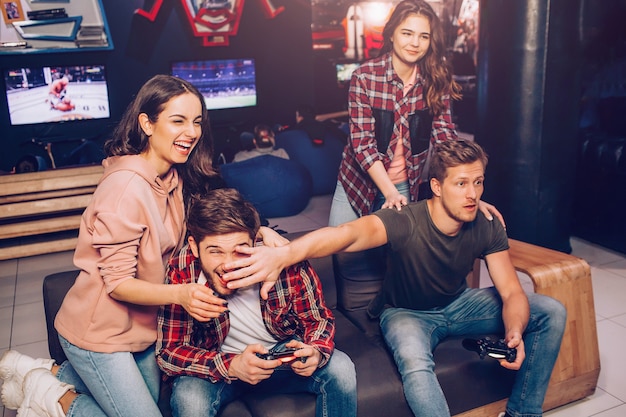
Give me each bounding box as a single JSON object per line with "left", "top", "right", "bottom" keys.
{"left": 171, "top": 58, "right": 257, "bottom": 111}
{"left": 336, "top": 62, "right": 361, "bottom": 84}
{"left": 3, "top": 65, "right": 110, "bottom": 126}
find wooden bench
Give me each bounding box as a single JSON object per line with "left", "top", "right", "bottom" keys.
{"left": 459, "top": 239, "right": 601, "bottom": 416}
{"left": 0, "top": 165, "right": 103, "bottom": 261}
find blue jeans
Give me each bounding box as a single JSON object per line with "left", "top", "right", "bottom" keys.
{"left": 57, "top": 335, "right": 162, "bottom": 417}
{"left": 170, "top": 349, "right": 356, "bottom": 417}
{"left": 328, "top": 181, "right": 410, "bottom": 226}
{"left": 379, "top": 288, "right": 566, "bottom": 417}
{"left": 372, "top": 180, "right": 409, "bottom": 212}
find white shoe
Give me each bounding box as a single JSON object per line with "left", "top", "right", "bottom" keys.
{"left": 17, "top": 368, "right": 74, "bottom": 417}
{"left": 0, "top": 350, "right": 55, "bottom": 410}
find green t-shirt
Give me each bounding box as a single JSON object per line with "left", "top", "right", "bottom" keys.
{"left": 369, "top": 200, "right": 509, "bottom": 316}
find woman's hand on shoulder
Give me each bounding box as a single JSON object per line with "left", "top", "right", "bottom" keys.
{"left": 478, "top": 200, "right": 506, "bottom": 229}
{"left": 258, "top": 226, "right": 290, "bottom": 247}
{"left": 381, "top": 191, "right": 408, "bottom": 211}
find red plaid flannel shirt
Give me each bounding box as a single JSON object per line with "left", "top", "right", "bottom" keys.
{"left": 340, "top": 52, "right": 458, "bottom": 217}
{"left": 156, "top": 244, "right": 335, "bottom": 383}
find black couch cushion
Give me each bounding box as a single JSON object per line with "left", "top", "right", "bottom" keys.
{"left": 333, "top": 312, "right": 412, "bottom": 416}
{"left": 333, "top": 249, "right": 386, "bottom": 312}
{"left": 42, "top": 270, "right": 78, "bottom": 364}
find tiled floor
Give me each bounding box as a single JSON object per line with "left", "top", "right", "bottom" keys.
{"left": 1, "top": 194, "right": 625, "bottom": 416}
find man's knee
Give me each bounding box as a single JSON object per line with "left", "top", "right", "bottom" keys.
{"left": 322, "top": 350, "right": 357, "bottom": 391}
{"left": 529, "top": 293, "right": 567, "bottom": 333}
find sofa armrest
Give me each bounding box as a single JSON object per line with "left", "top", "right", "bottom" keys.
{"left": 508, "top": 239, "right": 600, "bottom": 410}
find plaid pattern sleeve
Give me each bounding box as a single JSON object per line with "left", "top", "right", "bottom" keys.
{"left": 262, "top": 260, "right": 336, "bottom": 368}
{"left": 156, "top": 245, "right": 235, "bottom": 383}
{"left": 348, "top": 59, "right": 386, "bottom": 172}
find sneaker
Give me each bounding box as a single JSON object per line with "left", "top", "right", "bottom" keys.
{"left": 18, "top": 368, "right": 74, "bottom": 417}
{"left": 0, "top": 351, "right": 55, "bottom": 410}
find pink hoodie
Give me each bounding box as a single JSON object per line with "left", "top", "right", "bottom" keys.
{"left": 55, "top": 155, "right": 185, "bottom": 353}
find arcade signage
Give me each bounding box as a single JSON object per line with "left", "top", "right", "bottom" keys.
{"left": 135, "top": 0, "right": 285, "bottom": 46}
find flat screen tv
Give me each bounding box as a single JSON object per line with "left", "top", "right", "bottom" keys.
{"left": 336, "top": 62, "right": 361, "bottom": 84}
{"left": 3, "top": 65, "right": 110, "bottom": 126}
{"left": 171, "top": 58, "right": 257, "bottom": 111}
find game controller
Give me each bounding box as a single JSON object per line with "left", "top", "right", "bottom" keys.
{"left": 462, "top": 337, "right": 517, "bottom": 363}
{"left": 256, "top": 348, "right": 306, "bottom": 363}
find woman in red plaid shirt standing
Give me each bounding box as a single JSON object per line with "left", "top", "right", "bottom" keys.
{"left": 329, "top": 0, "right": 499, "bottom": 226}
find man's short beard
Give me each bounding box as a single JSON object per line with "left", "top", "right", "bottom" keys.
{"left": 442, "top": 199, "right": 478, "bottom": 224}
{"left": 201, "top": 266, "right": 235, "bottom": 298}
{"left": 256, "top": 138, "right": 273, "bottom": 149}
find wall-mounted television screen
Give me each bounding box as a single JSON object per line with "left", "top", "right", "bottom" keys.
{"left": 336, "top": 62, "right": 361, "bottom": 84}
{"left": 3, "top": 65, "right": 110, "bottom": 126}
{"left": 171, "top": 58, "right": 257, "bottom": 111}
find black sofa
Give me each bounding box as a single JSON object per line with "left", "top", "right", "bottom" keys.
{"left": 43, "top": 236, "right": 598, "bottom": 417}
{"left": 42, "top": 251, "right": 514, "bottom": 417}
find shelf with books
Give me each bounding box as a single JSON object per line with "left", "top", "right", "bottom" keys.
{"left": 0, "top": 0, "right": 113, "bottom": 55}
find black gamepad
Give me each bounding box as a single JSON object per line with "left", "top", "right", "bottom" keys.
{"left": 256, "top": 348, "right": 305, "bottom": 363}
{"left": 462, "top": 337, "right": 517, "bottom": 363}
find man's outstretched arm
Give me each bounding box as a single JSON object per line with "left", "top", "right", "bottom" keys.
{"left": 222, "top": 214, "right": 388, "bottom": 296}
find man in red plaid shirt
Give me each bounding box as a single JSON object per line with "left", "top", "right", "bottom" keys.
{"left": 156, "top": 188, "right": 356, "bottom": 417}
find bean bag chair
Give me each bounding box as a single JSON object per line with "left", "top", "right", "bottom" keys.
{"left": 275, "top": 129, "right": 345, "bottom": 195}
{"left": 14, "top": 154, "right": 49, "bottom": 173}
{"left": 219, "top": 154, "right": 313, "bottom": 218}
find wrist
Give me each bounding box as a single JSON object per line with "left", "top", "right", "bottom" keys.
{"left": 505, "top": 330, "right": 523, "bottom": 342}
{"left": 284, "top": 241, "right": 306, "bottom": 269}
{"left": 384, "top": 190, "right": 400, "bottom": 199}
{"left": 173, "top": 284, "right": 186, "bottom": 306}
{"left": 227, "top": 355, "right": 239, "bottom": 378}
{"left": 278, "top": 245, "right": 294, "bottom": 272}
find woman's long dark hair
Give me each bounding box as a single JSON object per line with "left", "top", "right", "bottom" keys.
{"left": 381, "top": 0, "right": 461, "bottom": 115}
{"left": 104, "top": 74, "right": 219, "bottom": 207}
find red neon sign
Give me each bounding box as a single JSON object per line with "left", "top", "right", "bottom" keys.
{"left": 135, "top": 0, "right": 285, "bottom": 47}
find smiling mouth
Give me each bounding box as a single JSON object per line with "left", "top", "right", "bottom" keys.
{"left": 216, "top": 271, "right": 228, "bottom": 287}
{"left": 174, "top": 141, "right": 193, "bottom": 152}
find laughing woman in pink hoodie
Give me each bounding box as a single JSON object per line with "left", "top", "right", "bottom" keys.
{"left": 0, "top": 74, "right": 283, "bottom": 417}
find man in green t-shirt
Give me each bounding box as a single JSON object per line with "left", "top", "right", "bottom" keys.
{"left": 222, "top": 140, "right": 566, "bottom": 417}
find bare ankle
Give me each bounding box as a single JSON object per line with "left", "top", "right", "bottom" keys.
{"left": 58, "top": 390, "right": 78, "bottom": 414}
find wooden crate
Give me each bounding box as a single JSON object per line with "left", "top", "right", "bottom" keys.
{"left": 0, "top": 165, "right": 103, "bottom": 260}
